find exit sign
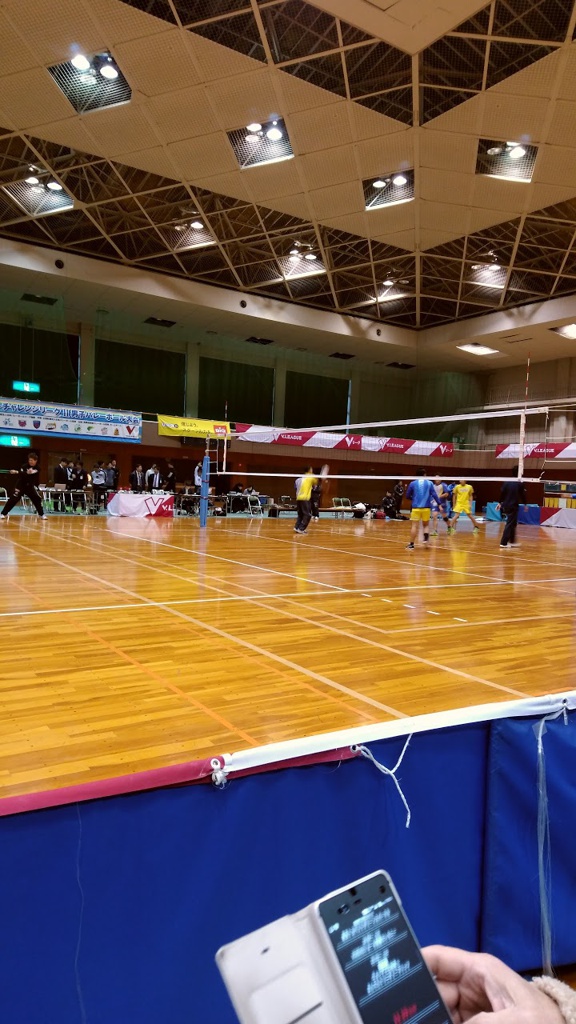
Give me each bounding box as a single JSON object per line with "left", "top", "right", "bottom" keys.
{"left": 12, "top": 380, "right": 40, "bottom": 394}
{"left": 0, "top": 435, "right": 31, "bottom": 447}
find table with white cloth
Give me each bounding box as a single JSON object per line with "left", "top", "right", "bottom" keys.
{"left": 107, "top": 492, "right": 174, "bottom": 518}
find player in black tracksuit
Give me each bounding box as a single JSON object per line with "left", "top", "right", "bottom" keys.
{"left": 1, "top": 453, "right": 45, "bottom": 519}
{"left": 497, "top": 473, "right": 526, "bottom": 548}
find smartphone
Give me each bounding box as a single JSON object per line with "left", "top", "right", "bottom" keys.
{"left": 315, "top": 870, "right": 450, "bottom": 1024}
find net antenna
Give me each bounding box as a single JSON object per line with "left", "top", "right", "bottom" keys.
{"left": 517, "top": 353, "right": 531, "bottom": 480}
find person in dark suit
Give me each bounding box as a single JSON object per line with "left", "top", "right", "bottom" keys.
{"left": 70, "top": 460, "right": 88, "bottom": 512}
{"left": 129, "top": 464, "right": 145, "bottom": 492}
{"left": 164, "top": 463, "right": 176, "bottom": 492}
{"left": 53, "top": 457, "right": 70, "bottom": 512}
{"left": 497, "top": 468, "right": 527, "bottom": 549}
{"left": 146, "top": 464, "right": 163, "bottom": 491}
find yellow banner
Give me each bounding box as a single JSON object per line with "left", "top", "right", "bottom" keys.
{"left": 157, "top": 415, "right": 230, "bottom": 439}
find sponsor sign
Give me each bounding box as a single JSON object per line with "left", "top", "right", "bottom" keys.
{"left": 157, "top": 415, "right": 230, "bottom": 439}
{"left": 0, "top": 398, "right": 142, "bottom": 443}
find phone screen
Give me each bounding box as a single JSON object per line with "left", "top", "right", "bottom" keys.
{"left": 317, "top": 873, "right": 449, "bottom": 1024}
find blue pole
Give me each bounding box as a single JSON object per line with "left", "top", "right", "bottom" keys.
{"left": 199, "top": 453, "right": 210, "bottom": 528}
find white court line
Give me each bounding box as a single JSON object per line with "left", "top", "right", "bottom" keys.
{"left": 220, "top": 525, "right": 511, "bottom": 585}
{"left": 61, "top": 522, "right": 528, "bottom": 699}
{"left": 9, "top": 529, "right": 404, "bottom": 719}
{"left": 0, "top": 590, "right": 345, "bottom": 619}
{"left": 222, "top": 524, "right": 576, "bottom": 592}
{"left": 120, "top": 527, "right": 350, "bottom": 593}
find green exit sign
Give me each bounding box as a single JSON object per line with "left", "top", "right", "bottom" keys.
{"left": 0, "top": 435, "right": 31, "bottom": 447}
{"left": 12, "top": 380, "right": 40, "bottom": 394}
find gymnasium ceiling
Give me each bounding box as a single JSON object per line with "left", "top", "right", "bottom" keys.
{"left": 1, "top": 0, "right": 576, "bottom": 334}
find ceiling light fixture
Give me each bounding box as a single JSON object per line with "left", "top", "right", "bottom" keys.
{"left": 552, "top": 323, "right": 576, "bottom": 340}
{"left": 509, "top": 145, "right": 526, "bottom": 159}
{"left": 382, "top": 278, "right": 394, "bottom": 287}
{"left": 289, "top": 248, "right": 299, "bottom": 256}
{"left": 46, "top": 181, "right": 63, "bottom": 191}
{"left": 71, "top": 53, "right": 91, "bottom": 71}
{"left": 245, "top": 134, "right": 259, "bottom": 142}
{"left": 373, "top": 179, "right": 387, "bottom": 188}
{"left": 487, "top": 146, "right": 502, "bottom": 156}
{"left": 100, "top": 62, "right": 119, "bottom": 80}
{"left": 392, "top": 174, "right": 407, "bottom": 186}
{"left": 304, "top": 253, "right": 317, "bottom": 260}
{"left": 457, "top": 343, "right": 500, "bottom": 356}
{"left": 266, "top": 127, "right": 283, "bottom": 142}
{"left": 25, "top": 176, "right": 39, "bottom": 185}
{"left": 190, "top": 220, "right": 204, "bottom": 230}
{"left": 246, "top": 122, "right": 262, "bottom": 132}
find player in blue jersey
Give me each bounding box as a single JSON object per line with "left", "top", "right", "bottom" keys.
{"left": 405, "top": 469, "right": 437, "bottom": 550}
{"left": 430, "top": 475, "right": 452, "bottom": 536}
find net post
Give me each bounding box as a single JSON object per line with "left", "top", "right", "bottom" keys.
{"left": 199, "top": 452, "right": 210, "bottom": 528}
{"left": 518, "top": 410, "right": 527, "bottom": 479}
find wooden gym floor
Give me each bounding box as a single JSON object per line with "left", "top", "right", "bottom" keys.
{"left": 0, "top": 513, "right": 575, "bottom": 804}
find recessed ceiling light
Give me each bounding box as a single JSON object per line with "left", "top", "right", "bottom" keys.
{"left": 71, "top": 53, "right": 90, "bottom": 71}
{"left": 457, "top": 343, "right": 500, "bottom": 355}
{"left": 509, "top": 145, "right": 526, "bottom": 159}
{"left": 552, "top": 323, "right": 576, "bottom": 340}
{"left": 487, "top": 146, "right": 502, "bottom": 156}
{"left": 190, "top": 220, "right": 204, "bottom": 230}
{"left": 246, "top": 122, "right": 262, "bottom": 132}
{"left": 382, "top": 278, "right": 394, "bottom": 287}
{"left": 289, "top": 248, "right": 299, "bottom": 256}
{"left": 25, "top": 176, "right": 39, "bottom": 185}
{"left": 100, "top": 62, "right": 119, "bottom": 80}
{"left": 245, "top": 134, "right": 259, "bottom": 142}
{"left": 266, "top": 127, "right": 283, "bottom": 142}
{"left": 174, "top": 224, "right": 185, "bottom": 232}
{"left": 392, "top": 174, "right": 407, "bottom": 186}
{"left": 46, "top": 181, "right": 63, "bottom": 191}
{"left": 304, "top": 252, "right": 317, "bottom": 260}
{"left": 373, "top": 179, "right": 387, "bottom": 188}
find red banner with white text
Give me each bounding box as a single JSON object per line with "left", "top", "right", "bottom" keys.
{"left": 235, "top": 424, "right": 453, "bottom": 457}
{"left": 496, "top": 443, "right": 576, "bottom": 459}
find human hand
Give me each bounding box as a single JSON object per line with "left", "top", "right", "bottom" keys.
{"left": 496, "top": 504, "right": 501, "bottom": 511}
{"left": 422, "top": 945, "right": 564, "bottom": 1024}
{"left": 9, "top": 469, "right": 17, "bottom": 474}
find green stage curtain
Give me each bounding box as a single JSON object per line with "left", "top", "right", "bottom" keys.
{"left": 95, "top": 339, "right": 185, "bottom": 414}
{"left": 284, "top": 371, "right": 349, "bottom": 429}
{"left": 0, "top": 324, "right": 79, "bottom": 404}
{"left": 198, "top": 357, "right": 274, "bottom": 424}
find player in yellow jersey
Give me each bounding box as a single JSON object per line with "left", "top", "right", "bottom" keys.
{"left": 449, "top": 478, "right": 480, "bottom": 533}
{"left": 294, "top": 466, "right": 317, "bottom": 534}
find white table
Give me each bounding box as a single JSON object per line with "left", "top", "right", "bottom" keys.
{"left": 107, "top": 492, "right": 174, "bottom": 518}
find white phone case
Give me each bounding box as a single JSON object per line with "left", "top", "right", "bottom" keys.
{"left": 216, "top": 872, "right": 391, "bottom": 1024}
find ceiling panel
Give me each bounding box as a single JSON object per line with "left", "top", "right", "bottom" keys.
{"left": 1, "top": 0, "right": 576, "bottom": 331}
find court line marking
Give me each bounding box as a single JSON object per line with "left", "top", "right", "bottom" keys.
{"left": 219, "top": 524, "right": 576, "bottom": 592}
{"left": 2, "top": 570, "right": 261, "bottom": 747}
{"left": 46, "top": 524, "right": 527, "bottom": 700}
{"left": 9, "top": 530, "right": 403, "bottom": 719}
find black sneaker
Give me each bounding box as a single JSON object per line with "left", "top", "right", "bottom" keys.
{"left": 406, "top": 542, "right": 415, "bottom": 550}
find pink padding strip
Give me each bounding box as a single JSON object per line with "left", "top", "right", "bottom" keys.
{"left": 0, "top": 755, "right": 223, "bottom": 817}
{"left": 225, "top": 745, "right": 356, "bottom": 780}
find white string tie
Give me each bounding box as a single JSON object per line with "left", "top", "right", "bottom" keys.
{"left": 352, "top": 736, "right": 413, "bottom": 828}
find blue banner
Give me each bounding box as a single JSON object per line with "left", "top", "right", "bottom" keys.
{"left": 0, "top": 397, "right": 142, "bottom": 443}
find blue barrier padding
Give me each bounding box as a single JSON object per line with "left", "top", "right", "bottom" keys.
{"left": 486, "top": 502, "right": 541, "bottom": 525}
{"left": 481, "top": 710, "right": 576, "bottom": 971}
{"left": 0, "top": 725, "right": 487, "bottom": 1024}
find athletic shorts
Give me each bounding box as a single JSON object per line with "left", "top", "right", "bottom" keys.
{"left": 410, "top": 508, "right": 431, "bottom": 522}
{"left": 453, "top": 501, "right": 471, "bottom": 515}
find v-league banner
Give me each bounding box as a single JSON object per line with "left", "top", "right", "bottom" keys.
{"left": 235, "top": 423, "right": 454, "bottom": 457}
